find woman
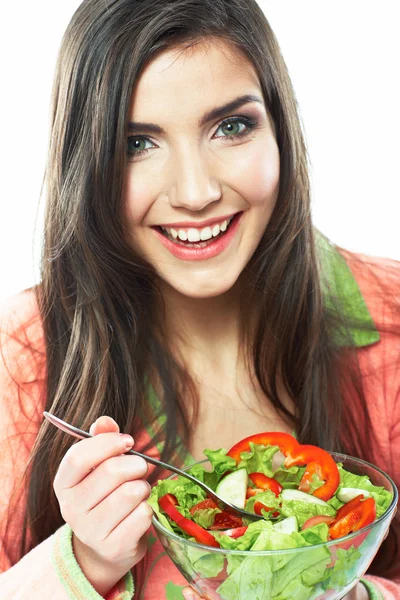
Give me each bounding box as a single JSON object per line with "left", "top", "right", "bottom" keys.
{"left": 0, "top": 0, "right": 399, "bottom": 598}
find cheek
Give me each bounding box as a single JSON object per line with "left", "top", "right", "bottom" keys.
{"left": 123, "top": 167, "right": 157, "bottom": 225}
{"left": 229, "top": 139, "right": 280, "bottom": 207}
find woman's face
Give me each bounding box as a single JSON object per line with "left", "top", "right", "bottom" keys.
{"left": 123, "top": 39, "right": 280, "bottom": 298}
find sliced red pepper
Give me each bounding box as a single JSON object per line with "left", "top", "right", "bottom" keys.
{"left": 253, "top": 501, "right": 275, "bottom": 516}
{"left": 246, "top": 487, "right": 263, "bottom": 498}
{"left": 159, "top": 494, "right": 220, "bottom": 547}
{"left": 329, "top": 497, "right": 376, "bottom": 540}
{"left": 284, "top": 444, "right": 340, "bottom": 501}
{"left": 334, "top": 494, "right": 365, "bottom": 521}
{"left": 248, "top": 473, "right": 283, "bottom": 496}
{"left": 227, "top": 432, "right": 300, "bottom": 463}
{"left": 298, "top": 461, "right": 322, "bottom": 494}
{"left": 227, "top": 433, "right": 340, "bottom": 502}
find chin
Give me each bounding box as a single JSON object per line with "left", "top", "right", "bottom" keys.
{"left": 161, "top": 270, "right": 240, "bottom": 299}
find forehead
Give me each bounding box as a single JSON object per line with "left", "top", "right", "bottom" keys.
{"left": 129, "top": 38, "right": 261, "bottom": 120}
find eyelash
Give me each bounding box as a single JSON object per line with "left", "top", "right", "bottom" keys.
{"left": 126, "top": 115, "right": 259, "bottom": 159}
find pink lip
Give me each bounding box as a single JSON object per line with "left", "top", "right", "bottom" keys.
{"left": 157, "top": 212, "right": 238, "bottom": 229}
{"left": 153, "top": 212, "right": 242, "bottom": 261}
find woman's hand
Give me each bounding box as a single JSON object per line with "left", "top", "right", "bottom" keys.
{"left": 182, "top": 582, "right": 370, "bottom": 600}
{"left": 53, "top": 416, "right": 153, "bottom": 597}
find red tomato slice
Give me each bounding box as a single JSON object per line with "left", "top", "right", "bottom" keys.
{"left": 159, "top": 494, "right": 220, "bottom": 547}
{"left": 221, "top": 526, "right": 248, "bottom": 538}
{"left": 190, "top": 498, "right": 218, "bottom": 515}
{"left": 302, "top": 515, "right": 335, "bottom": 530}
{"left": 209, "top": 511, "right": 243, "bottom": 530}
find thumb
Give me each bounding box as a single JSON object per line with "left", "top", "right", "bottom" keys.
{"left": 89, "top": 415, "right": 120, "bottom": 436}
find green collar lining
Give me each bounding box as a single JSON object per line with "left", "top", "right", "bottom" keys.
{"left": 316, "top": 231, "right": 380, "bottom": 348}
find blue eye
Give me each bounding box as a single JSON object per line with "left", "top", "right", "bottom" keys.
{"left": 127, "top": 136, "right": 156, "bottom": 157}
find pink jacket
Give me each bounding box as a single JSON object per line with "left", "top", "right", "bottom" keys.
{"left": 0, "top": 247, "right": 399, "bottom": 599}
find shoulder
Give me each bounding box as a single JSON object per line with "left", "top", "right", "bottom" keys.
{"left": 338, "top": 248, "right": 400, "bottom": 327}
{"left": 0, "top": 287, "right": 42, "bottom": 339}
{"left": 0, "top": 287, "right": 45, "bottom": 386}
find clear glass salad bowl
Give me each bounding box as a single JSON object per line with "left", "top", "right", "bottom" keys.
{"left": 152, "top": 453, "right": 398, "bottom": 600}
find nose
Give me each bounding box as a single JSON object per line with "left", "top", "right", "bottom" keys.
{"left": 168, "top": 145, "right": 222, "bottom": 211}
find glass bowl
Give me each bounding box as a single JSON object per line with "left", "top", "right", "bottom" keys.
{"left": 152, "top": 453, "right": 398, "bottom": 600}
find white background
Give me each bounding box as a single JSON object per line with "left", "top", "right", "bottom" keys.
{"left": 0, "top": 1, "right": 399, "bottom": 302}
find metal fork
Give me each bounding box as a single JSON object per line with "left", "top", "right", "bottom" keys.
{"left": 43, "top": 411, "right": 262, "bottom": 522}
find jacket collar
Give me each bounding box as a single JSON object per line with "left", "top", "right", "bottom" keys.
{"left": 316, "top": 231, "right": 380, "bottom": 347}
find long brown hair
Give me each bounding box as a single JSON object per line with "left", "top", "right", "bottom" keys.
{"left": 3, "top": 0, "right": 398, "bottom": 585}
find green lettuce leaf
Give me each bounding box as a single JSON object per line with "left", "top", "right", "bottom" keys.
{"left": 273, "top": 465, "right": 306, "bottom": 489}
{"left": 217, "top": 555, "right": 274, "bottom": 600}
{"left": 330, "top": 465, "right": 393, "bottom": 518}
{"left": 191, "top": 507, "right": 221, "bottom": 529}
{"left": 271, "top": 546, "right": 331, "bottom": 597}
{"left": 184, "top": 545, "right": 224, "bottom": 578}
{"left": 149, "top": 476, "right": 205, "bottom": 513}
{"left": 187, "top": 448, "right": 236, "bottom": 490}
{"left": 237, "top": 442, "right": 280, "bottom": 477}
{"left": 245, "top": 489, "right": 281, "bottom": 516}
{"left": 322, "top": 546, "right": 362, "bottom": 589}
{"left": 291, "top": 523, "right": 330, "bottom": 546}
{"left": 273, "top": 579, "right": 313, "bottom": 600}
{"left": 280, "top": 499, "right": 336, "bottom": 528}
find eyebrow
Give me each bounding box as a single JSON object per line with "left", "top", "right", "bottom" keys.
{"left": 127, "top": 94, "right": 264, "bottom": 136}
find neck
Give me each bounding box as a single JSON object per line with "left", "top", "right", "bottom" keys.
{"left": 158, "top": 278, "right": 245, "bottom": 376}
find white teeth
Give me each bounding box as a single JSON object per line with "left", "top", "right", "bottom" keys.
{"left": 212, "top": 224, "right": 220, "bottom": 237}
{"left": 160, "top": 215, "right": 235, "bottom": 243}
{"left": 200, "top": 226, "right": 212, "bottom": 241}
{"left": 187, "top": 228, "right": 201, "bottom": 242}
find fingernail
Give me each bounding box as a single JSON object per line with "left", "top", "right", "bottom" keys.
{"left": 121, "top": 434, "right": 134, "bottom": 449}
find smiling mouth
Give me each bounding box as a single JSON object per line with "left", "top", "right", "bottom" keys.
{"left": 154, "top": 213, "right": 240, "bottom": 248}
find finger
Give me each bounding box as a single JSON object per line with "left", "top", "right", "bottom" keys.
{"left": 55, "top": 432, "right": 134, "bottom": 490}
{"left": 75, "top": 454, "right": 149, "bottom": 512}
{"left": 87, "top": 479, "right": 151, "bottom": 541}
{"left": 90, "top": 416, "right": 120, "bottom": 436}
{"left": 104, "top": 500, "right": 153, "bottom": 556}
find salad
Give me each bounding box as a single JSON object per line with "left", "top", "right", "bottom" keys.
{"left": 149, "top": 432, "right": 394, "bottom": 599}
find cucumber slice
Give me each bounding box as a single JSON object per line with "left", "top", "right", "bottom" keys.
{"left": 337, "top": 487, "right": 371, "bottom": 503}
{"left": 215, "top": 468, "right": 248, "bottom": 509}
{"left": 280, "top": 489, "right": 329, "bottom": 506}
{"left": 273, "top": 516, "right": 298, "bottom": 535}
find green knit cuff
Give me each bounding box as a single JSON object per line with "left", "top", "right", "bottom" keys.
{"left": 51, "top": 523, "right": 134, "bottom": 599}
{"left": 360, "top": 578, "right": 384, "bottom": 600}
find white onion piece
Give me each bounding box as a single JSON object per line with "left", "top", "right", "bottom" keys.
{"left": 272, "top": 450, "right": 286, "bottom": 471}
